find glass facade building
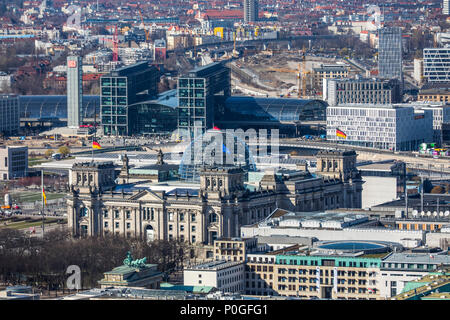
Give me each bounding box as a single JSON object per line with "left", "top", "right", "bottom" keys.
{"left": 101, "top": 62, "right": 160, "bottom": 136}
{"left": 378, "top": 27, "right": 403, "bottom": 82}
{"left": 423, "top": 47, "right": 450, "bottom": 82}
{"left": 127, "top": 90, "right": 178, "bottom": 135}
{"left": 19, "top": 95, "right": 99, "bottom": 121}
{"left": 178, "top": 62, "right": 230, "bottom": 139}
{"left": 219, "top": 96, "right": 326, "bottom": 135}
{"left": 0, "top": 94, "right": 19, "bottom": 135}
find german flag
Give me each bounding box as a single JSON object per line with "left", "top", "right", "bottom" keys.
{"left": 42, "top": 187, "right": 47, "bottom": 205}
{"left": 336, "top": 128, "right": 347, "bottom": 139}
{"left": 92, "top": 140, "right": 101, "bottom": 149}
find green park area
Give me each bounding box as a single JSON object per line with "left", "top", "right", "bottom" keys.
{"left": 28, "top": 157, "right": 52, "bottom": 167}
{"left": 11, "top": 191, "right": 66, "bottom": 203}
{"left": 0, "top": 218, "right": 65, "bottom": 230}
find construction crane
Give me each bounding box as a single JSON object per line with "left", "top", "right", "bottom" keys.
{"left": 298, "top": 46, "right": 309, "bottom": 98}
{"left": 138, "top": 7, "right": 150, "bottom": 43}
{"left": 100, "top": 25, "right": 119, "bottom": 62}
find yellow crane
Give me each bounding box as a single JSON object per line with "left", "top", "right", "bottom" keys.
{"left": 298, "top": 46, "right": 310, "bottom": 98}
{"left": 138, "top": 7, "right": 149, "bottom": 43}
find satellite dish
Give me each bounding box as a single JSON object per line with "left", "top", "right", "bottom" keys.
{"left": 412, "top": 210, "right": 418, "bottom": 217}
{"left": 445, "top": 211, "right": 450, "bottom": 217}
{"left": 427, "top": 211, "right": 431, "bottom": 217}
{"left": 421, "top": 211, "right": 425, "bottom": 216}
{"left": 433, "top": 211, "right": 438, "bottom": 217}
{"left": 439, "top": 211, "right": 444, "bottom": 217}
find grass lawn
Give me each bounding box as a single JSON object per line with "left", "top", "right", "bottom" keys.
{"left": 0, "top": 218, "right": 63, "bottom": 230}
{"left": 28, "top": 158, "right": 52, "bottom": 166}
{"left": 12, "top": 192, "right": 66, "bottom": 203}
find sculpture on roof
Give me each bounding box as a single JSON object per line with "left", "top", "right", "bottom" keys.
{"left": 123, "top": 251, "right": 147, "bottom": 269}
{"left": 157, "top": 149, "right": 165, "bottom": 165}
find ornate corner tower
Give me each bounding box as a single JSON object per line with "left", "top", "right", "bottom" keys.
{"left": 67, "top": 161, "right": 116, "bottom": 237}
{"left": 315, "top": 150, "right": 363, "bottom": 208}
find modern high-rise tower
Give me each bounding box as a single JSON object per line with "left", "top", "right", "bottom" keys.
{"left": 444, "top": 0, "right": 450, "bottom": 15}
{"left": 243, "top": 0, "right": 258, "bottom": 23}
{"left": 67, "top": 56, "right": 83, "bottom": 128}
{"left": 177, "top": 62, "right": 231, "bottom": 139}
{"left": 378, "top": 27, "right": 403, "bottom": 83}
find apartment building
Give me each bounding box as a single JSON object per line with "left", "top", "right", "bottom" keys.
{"left": 213, "top": 238, "right": 258, "bottom": 262}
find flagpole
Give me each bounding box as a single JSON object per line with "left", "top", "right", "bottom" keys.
{"left": 41, "top": 169, "right": 44, "bottom": 236}
{"left": 92, "top": 112, "right": 96, "bottom": 162}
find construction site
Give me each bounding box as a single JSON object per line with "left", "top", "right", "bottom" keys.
{"left": 227, "top": 47, "right": 359, "bottom": 99}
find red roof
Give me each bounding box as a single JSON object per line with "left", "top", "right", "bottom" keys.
{"left": 200, "top": 9, "right": 243, "bottom": 19}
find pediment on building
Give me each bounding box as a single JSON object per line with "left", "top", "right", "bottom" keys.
{"left": 129, "top": 190, "right": 163, "bottom": 202}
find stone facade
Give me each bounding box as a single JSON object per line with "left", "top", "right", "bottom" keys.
{"left": 67, "top": 150, "right": 363, "bottom": 245}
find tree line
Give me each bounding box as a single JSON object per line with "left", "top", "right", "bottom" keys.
{"left": 0, "top": 228, "right": 189, "bottom": 294}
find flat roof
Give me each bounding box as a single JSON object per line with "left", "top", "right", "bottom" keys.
{"left": 186, "top": 260, "right": 243, "bottom": 271}
{"left": 382, "top": 252, "right": 450, "bottom": 264}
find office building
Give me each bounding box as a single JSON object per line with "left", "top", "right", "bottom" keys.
{"left": 327, "top": 104, "right": 433, "bottom": 151}
{"left": 245, "top": 246, "right": 383, "bottom": 299}
{"left": 153, "top": 39, "right": 167, "bottom": 62}
{"left": 414, "top": 58, "right": 424, "bottom": 85}
{"left": 443, "top": 122, "right": 450, "bottom": 147}
{"left": 177, "top": 62, "right": 230, "bottom": 138}
{"left": 100, "top": 62, "right": 160, "bottom": 136}
{"left": 423, "top": 47, "right": 450, "bottom": 82}
{"left": 244, "top": 246, "right": 450, "bottom": 299}
{"left": 312, "top": 64, "right": 349, "bottom": 92}
{"left": 213, "top": 238, "right": 258, "bottom": 262}
{"left": 0, "top": 94, "right": 19, "bottom": 135}
{"left": 184, "top": 260, "right": 245, "bottom": 293}
{"left": 0, "top": 146, "right": 28, "bottom": 180}
{"left": 418, "top": 83, "right": 450, "bottom": 103}
{"left": 325, "top": 78, "right": 401, "bottom": 106}
{"left": 414, "top": 103, "right": 450, "bottom": 145}
{"left": 243, "top": 0, "right": 258, "bottom": 23}
{"left": 67, "top": 56, "right": 83, "bottom": 128}
{"left": 380, "top": 252, "right": 450, "bottom": 298}
{"left": 127, "top": 89, "right": 178, "bottom": 135}
{"left": 378, "top": 27, "right": 403, "bottom": 82}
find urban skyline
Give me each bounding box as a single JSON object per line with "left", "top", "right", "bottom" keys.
{"left": 0, "top": 0, "right": 449, "bottom": 308}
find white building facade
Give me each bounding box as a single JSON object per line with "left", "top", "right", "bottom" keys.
{"left": 378, "top": 252, "right": 450, "bottom": 298}
{"left": 326, "top": 104, "right": 433, "bottom": 151}
{"left": 183, "top": 260, "right": 245, "bottom": 293}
